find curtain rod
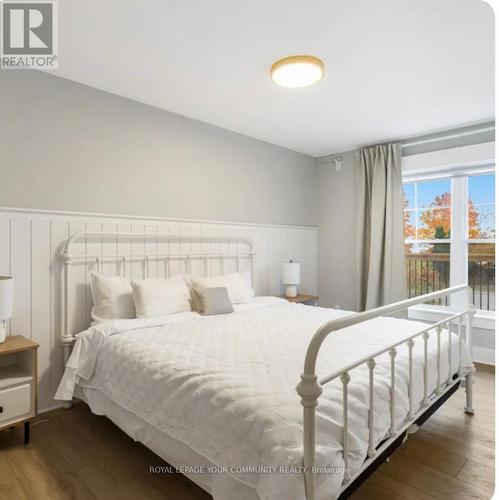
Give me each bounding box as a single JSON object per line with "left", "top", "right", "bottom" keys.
{"left": 401, "top": 125, "right": 495, "bottom": 149}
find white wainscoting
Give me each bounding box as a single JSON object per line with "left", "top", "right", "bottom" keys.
{"left": 0, "top": 208, "right": 318, "bottom": 411}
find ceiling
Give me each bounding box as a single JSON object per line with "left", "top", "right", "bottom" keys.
{"left": 51, "top": 0, "right": 494, "bottom": 157}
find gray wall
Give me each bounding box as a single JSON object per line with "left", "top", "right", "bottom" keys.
{"left": 0, "top": 70, "right": 317, "bottom": 226}
{"left": 317, "top": 151, "right": 360, "bottom": 311}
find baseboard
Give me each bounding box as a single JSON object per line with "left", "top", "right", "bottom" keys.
{"left": 38, "top": 402, "right": 65, "bottom": 415}
{"left": 473, "top": 346, "right": 495, "bottom": 365}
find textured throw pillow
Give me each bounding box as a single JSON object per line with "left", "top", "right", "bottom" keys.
{"left": 192, "top": 287, "right": 234, "bottom": 316}
{"left": 89, "top": 272, "right": 135, "bottom": 323}
{"left": 192, "top": 270, "right": 254, "bottom": 304}
{"left": 131, "top": 275, "right": 191, "bottom": 318}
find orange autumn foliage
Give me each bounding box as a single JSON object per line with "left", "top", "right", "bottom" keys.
{"left": 404, "top": 192, "right": 482, "bottom": 239}
{"left": 418, "top": 193, "right": 451, "bottom": 239}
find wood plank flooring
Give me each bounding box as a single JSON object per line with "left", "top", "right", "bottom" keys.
{"left": 0, "top": 365, "right": 494, "bottom": 500}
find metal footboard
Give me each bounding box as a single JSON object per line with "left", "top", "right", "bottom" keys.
{"left": 296, "top": 285, "right": 475, "bottom": 500}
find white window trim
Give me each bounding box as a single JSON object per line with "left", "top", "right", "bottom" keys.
{"left": 408, "top": 305, "right": 495, "bottom": 331}
{"left": 402, "top": 141, "right": 494, "bottom": 180}
{"left": 403, "top": 166, "right": 495, "bottom": 330}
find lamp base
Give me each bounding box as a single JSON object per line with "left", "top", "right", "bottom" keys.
{"left": 285, "top": 285, "right": 298, "bottom": 298}
{"left": 0, "top": 322, "right": 6, "bottom": 344}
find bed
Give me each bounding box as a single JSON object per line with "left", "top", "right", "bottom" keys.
{"left": 55, "top": 231, "right": 476, "bottom": 500}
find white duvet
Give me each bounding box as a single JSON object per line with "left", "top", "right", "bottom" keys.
{"left": 56, "top": 297, "right": 472, "bottom": 500}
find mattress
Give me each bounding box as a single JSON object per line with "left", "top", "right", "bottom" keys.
{"left": 56, "top": 297, "right": 472, "bottom": 500}
{"left": 79, "top": 386, "right": 260, "bottom": 500}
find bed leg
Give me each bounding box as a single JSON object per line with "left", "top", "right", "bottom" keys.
{"left": 464, "top": 371, "right": 475, "bottom": 415}
{"left": 61, "top": 339, "right": 74, "bottom": 410}
{"left": 407, "top": 423, "right": 419, "bottom": 434}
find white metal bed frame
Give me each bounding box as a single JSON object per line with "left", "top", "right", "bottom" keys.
{"left": 60, "top": 230, "right": 256, "bottom": 363}
{"left": 60, "top": 231, "right": 475, "bottom": 500}
{"left": 296, "top": 284, "right": 475, "bottom": 499}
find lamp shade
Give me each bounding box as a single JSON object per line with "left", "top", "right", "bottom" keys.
{"left": 282, "top": 261, "right": 300, "bottom": 285}
{"left": 0, "top": 277, "right": 14, "bottom": 320}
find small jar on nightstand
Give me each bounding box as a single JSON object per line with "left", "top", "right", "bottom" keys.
{"left": 280, "top": 294, "right": 319, "bottom": 306}
{"left": 0, "top": 335, "right": 38, "bottom": 444}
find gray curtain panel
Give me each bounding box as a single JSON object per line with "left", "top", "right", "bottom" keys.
{"left": 357, "top": 143, "right": 407, "bottom": 310}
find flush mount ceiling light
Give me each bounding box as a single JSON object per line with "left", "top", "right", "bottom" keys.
{"left": 271, "top": 55, "right": 324, "bottom": 88}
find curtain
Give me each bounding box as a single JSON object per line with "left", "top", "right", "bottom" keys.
{"left": 357, "top": 143, "right": 407, "bottom": 310}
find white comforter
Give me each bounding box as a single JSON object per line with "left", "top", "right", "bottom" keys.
{"left": 56, "top": 298, "right": 472, "bottom": 500}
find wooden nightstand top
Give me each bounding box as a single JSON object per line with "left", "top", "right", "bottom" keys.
{"left": 281, "top": 294, "right": 319, "bottom": 304}
{"left": 0, "top": 335, "right": 38, "bottom": 356}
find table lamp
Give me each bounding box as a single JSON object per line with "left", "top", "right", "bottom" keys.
{"left": 0, "top": 276, "right": 13, "bottom": 343}
{"left": 282, "top": 261, "right": 300, "bottom": 298}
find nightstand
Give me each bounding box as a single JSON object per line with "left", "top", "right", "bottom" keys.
{"left": 0, "top": 335, "right": 38, "bottom": 444}
{"left": 281, "top": 294, "right": 319, "bottom": 306}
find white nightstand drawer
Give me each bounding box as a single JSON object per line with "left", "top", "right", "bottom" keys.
{"left": 0, "top": 383, "right": 31, "bottom": 424}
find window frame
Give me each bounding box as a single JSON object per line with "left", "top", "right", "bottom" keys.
{"left": 403, "top": 178, "right": 452, "bottom": 244}
{"left": 403, "top": 164, "right": 495, "bottom": 325}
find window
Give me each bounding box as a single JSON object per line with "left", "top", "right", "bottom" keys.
{"left": 403, "top": 172, "right": 495, "bottom": 312}
{"left": 468, "top": 174, "right": 495, "bottom": 311}
{"left": 404, "top": 179, "right": 451, "bottom": 305}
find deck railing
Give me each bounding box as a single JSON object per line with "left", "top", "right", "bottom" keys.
{"left": 468, "top": 254, "right": 495, "bottom": 311}
{"left": 406, "top": 252, "right": 495, "bottom": 311}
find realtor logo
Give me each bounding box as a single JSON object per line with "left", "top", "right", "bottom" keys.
{"left": 1, "top": 1, "right": 58, "bottom": 69}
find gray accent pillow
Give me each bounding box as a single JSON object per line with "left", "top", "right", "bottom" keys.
{"left": 193, "top": 287, "right": 234, "bottom": 316}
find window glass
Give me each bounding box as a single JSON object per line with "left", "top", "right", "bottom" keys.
{"left": 468, "top": 243, "right": 495, "bottom": 311}
{"left": 468, "top": 173, "right": 495, "bottom": 239}
{"left": 417, "top": 207, "right": 451, "bottom": 240}
{"left": 417, "top": 179, "right": 451, "bottom": 208}
{"left": 403, "top": 182, "right": 415, "bottom": 210}
{"left": 469, "top": 173, "right": 494, "bottom": 204}
{"left": 406, "top": 242, "right": 450, "bottom": 306}
{"left": 403, "top": 178, "right": 451, "bottom": 241}
{"left": 404, "top": 210, "right": 416, "bottom": 241}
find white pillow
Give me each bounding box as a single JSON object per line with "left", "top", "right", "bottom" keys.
{"left": 89, "top": 272, "right": 135, "bottom": 323}
{"left": 131, "top": 275, "right": 192, "bottom": 318}
{"left": 192, "top": 270, "right": 254, "bottom": 304}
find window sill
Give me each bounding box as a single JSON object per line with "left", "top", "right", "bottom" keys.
{"left": 408, "top": 305, "right": 495, "bottom": 331}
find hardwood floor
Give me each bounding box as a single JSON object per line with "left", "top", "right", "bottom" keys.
{"left": 0, "top": 365, "right": 494, "bottom": 500}
{"left": 352, "top": 365, "right": 495, "bottom": 500}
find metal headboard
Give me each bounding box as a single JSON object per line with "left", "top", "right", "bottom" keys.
{"left": 60, "top": 230, "right": 256, "bottom": 362}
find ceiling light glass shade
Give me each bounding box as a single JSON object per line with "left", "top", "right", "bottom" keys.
{"left": 271, "top": 55, "right": 324, "bottom": 88}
